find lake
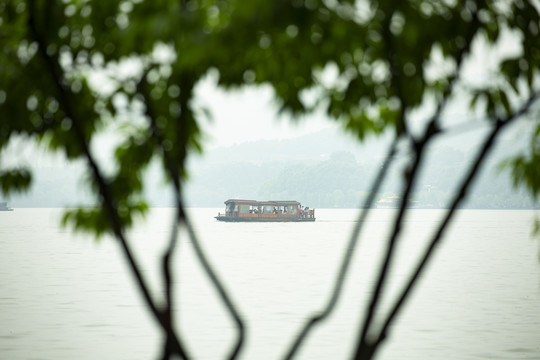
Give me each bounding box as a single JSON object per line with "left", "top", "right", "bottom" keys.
{"left": 1, "top": 208, "right": 539, "bottom": 359}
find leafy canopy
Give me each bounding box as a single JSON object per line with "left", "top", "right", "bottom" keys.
{"left": 1, "top": 0, "right": 539, "bottom": 235}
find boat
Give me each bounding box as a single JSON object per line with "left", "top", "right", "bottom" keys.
{"left": 0, "top": 202, "right": 13, "bottom": 211}
{"left": 215, "top": 199, "right": 315, "bottom": 222}
{"left": 376, "top": 195, "right": 418, "bottom": 209}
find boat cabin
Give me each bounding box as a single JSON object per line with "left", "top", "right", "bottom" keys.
{"left": 216, "top": 199, "right": 315, "bottom": 222}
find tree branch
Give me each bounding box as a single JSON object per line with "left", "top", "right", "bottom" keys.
{"left": 139, "top": 74, "right": 245, "bottom": 359}
{"left": 371, "top": 90, "right": 540, "bottom": 354}
{"left": 27, "top": 2, "right": 189, "bottom": 358}
{"left": 353, "top": 128, "right": 428, "bottom": 360}
{"left": 160, "top": 209, "right": 181, "bottom": 360}
{"left": 283, "top": 136, "right": 400, "bottom": 359}
{"left": 353, "top": 8, "right": 482, "bottom": 359}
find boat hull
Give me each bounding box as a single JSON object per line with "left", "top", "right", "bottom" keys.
{"left": 215, "top": 216, "right": 315, "bottom": 222}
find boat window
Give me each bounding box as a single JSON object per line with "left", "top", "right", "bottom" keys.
{"left": 239, "top": 205, "right": 250, "bottom": 214}
{"left": 248, "top": 206, "right": 260, "bottom": 214}
{"left": 287, "top": 205, "right": 297, "bottom": 215}
{"left": 263, "top": 205, "right": 273, "bottom": 214}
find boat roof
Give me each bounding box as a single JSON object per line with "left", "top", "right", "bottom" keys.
{"left": 224, "top": 199, "right": 301, "bottom": 206}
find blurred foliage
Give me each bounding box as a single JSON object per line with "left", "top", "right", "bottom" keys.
{"left": 505, "top": 123, "right": 540, "bottom": 201}
{"left": 0, "top": 168, "right": 31, "bottom": 194}
{"left": 0, "top": 0, "right": 539, "bottom": 236}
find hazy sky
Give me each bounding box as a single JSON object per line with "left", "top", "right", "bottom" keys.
{"left": 0, "top": 26, "right": 526, "bottom": 169}
{"left": 193, "top": 76, "right": 338, "bottom": 149}
{"left": 191, "top": 27, "right": 523, "bottom": 149}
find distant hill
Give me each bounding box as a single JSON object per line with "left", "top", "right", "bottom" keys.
{"left": 184, "top": 127, "right": 537, "bottom": 209}
{"left": 194, "top": 127, "right": 391, "bottom": 165}
{"left": 4, "top": 126, "right": 538, "bottom": 209}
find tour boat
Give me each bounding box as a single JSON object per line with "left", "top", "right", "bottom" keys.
{"left": 215, "top": 199, "right": 315, "bottom": 222}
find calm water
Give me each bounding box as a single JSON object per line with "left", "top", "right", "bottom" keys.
{"left": 1, "top": 208, "right": 539, "bottom": 359}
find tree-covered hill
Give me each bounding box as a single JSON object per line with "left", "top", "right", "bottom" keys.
{"left": 183, "top": 129, "right": 536, "bottom": 209}
{"left": 4, "top": 127, "right": 536, "bottom": 209}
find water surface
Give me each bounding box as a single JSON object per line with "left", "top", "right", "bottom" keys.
{"left": 1, "top": 208, "right": 539, "bottom": 359}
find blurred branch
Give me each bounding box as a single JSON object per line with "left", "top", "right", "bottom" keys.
{"left": 27, "top": 2, "right": 189, "bottom": 358}
{"left": 137, "top": 72, "right": 192, "bottom": 360}
{"left": 354, "top": 122, "right": 427, "bottom": 360}
{"left": 354, "top": 8, "right": 481, "bottom": 359}
{"left": 382, "top": 12, "right": 408, "bottom": 138}
{"left": 139, "top": 75, "right": 245, "bottom": 359}
{"left": 371, "top": 90, "right": 540, "bottom": 355}
{"left": 283, "top": 135, "right": 400, "bottom": 359}
{"left": 160, "top": 209, "right": 181, "bottom": 360}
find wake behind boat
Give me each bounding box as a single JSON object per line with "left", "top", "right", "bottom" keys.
{"left": 215, "top": 199, "right": 315, "bottom": 222}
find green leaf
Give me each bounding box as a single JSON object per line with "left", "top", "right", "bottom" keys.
{"left": 0, "top": 168, "right": 32, "bottom": 195}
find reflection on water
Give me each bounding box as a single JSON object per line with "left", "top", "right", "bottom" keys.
{"left": 1, "top": 209, "right": 539, "bottom": 359}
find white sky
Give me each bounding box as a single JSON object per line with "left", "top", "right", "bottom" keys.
{"left": 193, "top": 76, "right": 337, "bottom": 149}
{"left": 0, "top": 26, "right": 528, "bottom": 169}
{"left": 192, "top": 26, "right": 525, "bottom": 150}
{"left": 0, "top": 80, "right": 337, "bottom": 169}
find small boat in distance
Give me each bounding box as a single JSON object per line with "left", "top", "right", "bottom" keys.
{"left": 215, "top": 199, "right": 315, "bottom": 222}
{"left": 376, "top": 195, "right": 418, "bottom": 209}
{"left": 0, "top": 202, "right": 13, "bottom": 211}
